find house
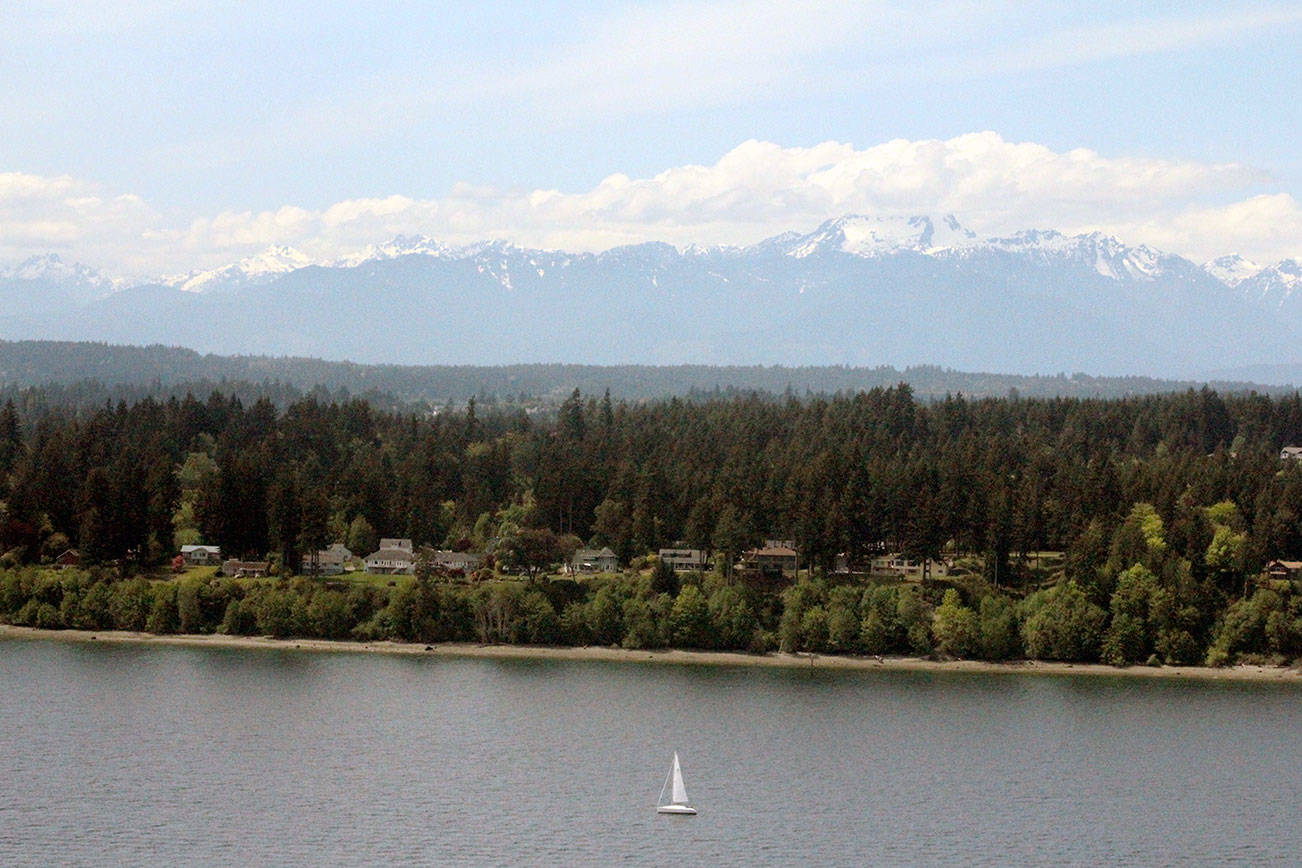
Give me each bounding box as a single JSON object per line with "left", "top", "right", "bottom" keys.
{"left": 571, "top": 547, "right": 619, "bottom": 573}
{"left": 365, "top": 545, "right": 415, "bottom": 575}
{"left": 740, "top": 545, "right": 798, "bottom": 575}
{"left": 53, "top": 549, "right": 80, "bottom": 569}
{"left": 1265, "top": 560, "right": 1302, "bottom": 581}
{"left": 379, "top": 538, "right": 413, "bottom": 553}
{"left": 423, "top": 549, "right": 482, "bottom": 574}
{"left": 222, "top": 559, "right": 269, "bottom": 578}
{"left": 659, "top": 548, "right": 710, "bottom": 572}
{"left": 870, "top": 554, "right": 953, "bottom": 579}
{"left": 1282, "top": 447, "right": 1302, "bottom": 461}
{"left": 302, "top": 542, "right": 353, "bottom": 576}
{"left": 180, "top": 544, "right": 222, "bottom": 567}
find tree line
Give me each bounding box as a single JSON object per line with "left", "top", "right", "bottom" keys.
{"left": 4, "top": 384, "right": 1302, "bottom": 665}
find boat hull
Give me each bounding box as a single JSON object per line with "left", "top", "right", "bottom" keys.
{"left": 657, "top": 804, "right": 697, "bottom": 815}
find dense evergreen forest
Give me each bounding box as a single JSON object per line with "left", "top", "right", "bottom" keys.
{"left": 0, "top": 339, "right": 1287, "bottom": 405}
{"left": 6, "top": 384, "right": 1302, "bottom": 667}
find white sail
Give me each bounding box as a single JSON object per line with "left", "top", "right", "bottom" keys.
{"left": 657, "top": 751, "right": 696, "bottom": 814}
{"left": 671, "top": 752, "right": 689, "bottom": 805}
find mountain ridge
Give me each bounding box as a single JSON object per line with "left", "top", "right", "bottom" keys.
{"left": 0, "top": 339, "right": 1291, "bottom": 406}
{"left": 3, "top": 214, "right": 1300, "bottom": 378}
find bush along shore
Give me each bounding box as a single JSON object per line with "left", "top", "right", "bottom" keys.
{"left": 5, "top": 554, "right": 1302, "bottom": 671}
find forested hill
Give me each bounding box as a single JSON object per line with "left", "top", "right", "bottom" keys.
{"left": 6, "top": 385, "right": 1302, "bottom": 666}
{"left": 0, "top": 340, "right": 1288, "bottom": 406}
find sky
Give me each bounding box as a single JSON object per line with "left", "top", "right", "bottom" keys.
{"left": 2, "top": 0, "right": 1301, "bottom": 280}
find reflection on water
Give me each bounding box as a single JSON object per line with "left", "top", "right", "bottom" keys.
{"left": 1, "top": 639, "right": 1298, "bottom": 866}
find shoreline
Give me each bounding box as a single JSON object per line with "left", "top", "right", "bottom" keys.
{"left": 3, "top": 624, "right": 1301, "bottom": 684}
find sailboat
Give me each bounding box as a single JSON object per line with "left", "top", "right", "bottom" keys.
{"left": 656, "top": 752, "right": 697, "bottom": 815}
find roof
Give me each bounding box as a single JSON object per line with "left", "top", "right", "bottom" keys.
{"left": 181, "top": 544, "right": 220, "bottom": 553}
{"left": 575, "top": 547, "right": 617, "bottom": 559}
{"left": 428, "top": 549, "right": 479, "bottom": 560}
{"left": 748, "top": 546, "right": 797, "bottom": 557}
{"left": 310, "top": 548, "right": 350, "bottom": 565}
{"left": 365, "top": 547, "right": 415, "bottom": 561}
{"left": 1267, "top": 560, "right": 1302, "bottom": 569}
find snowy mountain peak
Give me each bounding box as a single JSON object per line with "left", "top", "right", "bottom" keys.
{"left": 237, "top": 245, "right": 314, "bottom": 276}
{"left": 1240, "top": 259, "right": 1302, "bottom": 305}
{"left": 775, "top": 217, "right": 1178, "bottom": 281}
{"left": 989, "top": 229, "right": 1172, "bottom": 281}
{"left": 785, "top": 214, "right": 980, "bottom": 259}
{"left": 1203, "top": 254, "right": 1261, "bottom": 287}
{"left": 1, "top": 253, "right": 115, "bottom": 289}
{"left": 165, "top": 245, "right": 314, "bottom": 293}
{"left": 335, "top": 234, "right": 454, "bottom": 267}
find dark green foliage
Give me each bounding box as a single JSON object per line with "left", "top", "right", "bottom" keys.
{"left": 6, "top": 383, "right": 1302, "bottom": 666}
{"left": 650, "top": 558, "right": 679, "bottom": 597}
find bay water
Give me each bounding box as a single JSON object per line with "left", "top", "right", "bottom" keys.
{"left": 2, "top": 638, "right": 1299, "bottom": 866}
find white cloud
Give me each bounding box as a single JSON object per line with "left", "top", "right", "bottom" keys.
{"left": 0, "top": 172, "right": 163, "bottom": 274}
{"left": 1, "top": 133, "right": 1298, "bottom": 279}
{"left": 1098, "top": 194, "right": 1302, "bottom": 266}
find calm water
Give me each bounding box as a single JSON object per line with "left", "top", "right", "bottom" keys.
{"left": 1, "top": 639, "right": 1300, "bottom": 866}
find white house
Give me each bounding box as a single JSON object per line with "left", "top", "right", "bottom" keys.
{"left": 571, "top": 547, "right": 619, "bottom": 573}
{"left": 180, "top": 544, "right": 222, "bottom": 567}
{"left": 870, "top": 554, "right": 952, "bottom": 579}
{"left": 365, "top": 545, "right": 415, "bottom": 575}
{"left": 302, "top": 542, "right": 353, "bottom": 576}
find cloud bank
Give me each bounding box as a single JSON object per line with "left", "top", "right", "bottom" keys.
{"left": 3, "top": 133, "right": 1298, "bottom": 280}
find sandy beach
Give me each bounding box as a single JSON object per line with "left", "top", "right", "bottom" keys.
{"left": 4, "top": 623, "right": 1302, "bottom": 684}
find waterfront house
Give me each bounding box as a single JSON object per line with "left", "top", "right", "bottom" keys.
{"left": 180, "top": 544, "right": 222, "bottom": 567}
{"left": 364, "top": 545, "right": 415, "bottom": 575}
{"left": 658, "top": 548, "right": 710, "bottom": 572}
{"left": 870, "top": 554, "right": 953, "bottom": 579}
{"left": 222, "top": 559, "right": 269, "bottom": 578}
{"left": 302, "top": 542, "right": 353, "bottom": 576}
{"left": 571, "top": 547, "right": 619, "bottom": 573}
{"left": 740, "top": 545, "right": 798, "bottom": 575}
{"left": 423, "top": 548, "right": 482, "bottom": 574}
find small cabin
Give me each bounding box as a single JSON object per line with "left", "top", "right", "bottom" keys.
{"left": 1265, "top": 560, "right": 1302, "bottom": 581}
{"left": 54, "top": 549, "right": 81, "bottom": 569}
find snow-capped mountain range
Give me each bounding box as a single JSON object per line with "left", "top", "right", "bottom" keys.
{"left": 3, "top": 215, "right": 1301, "bottom": 379}
{"left": 140, "top": 214, "right": 1299, "bottom": 298}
